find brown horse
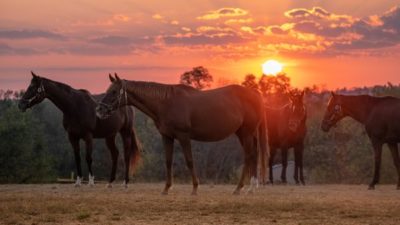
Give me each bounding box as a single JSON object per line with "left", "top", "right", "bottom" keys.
{"left": 18, "top": 72, "right": 140, "bottom": 187}
{"left": 322, "top": 93, "right": 400, "bottom": 190}
{"left": 96, "top": 74, "right": 268, "bottom": 195}
{"left": 266, "top": 91, "right": 307, "bottom": 185}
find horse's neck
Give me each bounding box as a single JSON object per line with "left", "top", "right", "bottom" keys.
{"left": 43, "top": 80, "right": 76, "bottom": 115}
{"left": 125, "top": 81, "right": 173, "bottom": 121}
{"left": 342, "top": 95, "right": 374, "bottom": 124}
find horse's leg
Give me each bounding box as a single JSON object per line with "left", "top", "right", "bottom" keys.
{"left": 84, "top": 134, "right": 94, "bottom": 186}
{"left": 121, "top": 131, "right": 132, "bottom": 188}
{"left": 68, "top": 134, "right": 82, "bottom": 187}
{"left": 280, "top": 148, "right": 288, "bottom": 184}
{"left": 233, "top": 134, "right": 252, "bottom": 195}
{"left": 178, "top": 137, "right": 199, "bottom": 195}
{"left": 105, "top": 136, "right": 119, "bottom": 188}
{"left": 268, "top": 147, "right": 277, "bottom": 184}
{"left": 388, "top": 143, "right": 400, "bottom": 190}
{"left": 294, "top": 146, "right": 300, "bottom": 185}
{"left": 298, "top": 144, "right": 305, "bottom": 185}
{"left": 162, "top": 135, "right": 174, "bottom": 195}
{"left": 247, "top": 138, "right": 258, "bottom": 194}
{"left": 369, "top": 141, "right": 383, "bottom": 190}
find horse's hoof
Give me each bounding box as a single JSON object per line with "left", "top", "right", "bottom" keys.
{"left": 232, "top": 190, "right": 241, "bottom": 195}
{"left": 397, "top": 186, "right": 400, "bottom": 190}
{"left": 122, "top": 181, "right": 128, "bottom": 189}
{"left": 161, "top": 191, "right": 169, "bottom": 195}
{"left": 368, "top": 185, "right": 375, "bottom": 190}
{"left": 246, "top": 189, "right": 254, "bottom": 195}
{"left": 106, "top": 183, "right": 113, "bottom": 188}
{"left": 74, "top": 184, "right": 81, "bottom": 188}
{"left": 191, "top": 191, "right": 198, "bottom": 196}
{"left": 88, "top": 175, "right": 95, "bottom": 187}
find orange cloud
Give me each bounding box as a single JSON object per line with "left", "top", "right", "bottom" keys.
{"left": 197, "top": 8, "right": 248, "bottom": 20}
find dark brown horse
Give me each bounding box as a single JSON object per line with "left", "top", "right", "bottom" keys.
{"left": 322, "top": 93, "right": 400, "bottom": 190}
{"left": 96, "top": 74, "right": 268, "bottom": 195}
{"left": 266, "top": 91, "right": 307, "bottom": 185}
{"left": 18, "top": 72, "right": 140, "bottom": 187}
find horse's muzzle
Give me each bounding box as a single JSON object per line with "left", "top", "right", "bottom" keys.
{"left": 321, "top": 121, "right": 331, "bottom": 132}
{"left": 96, "top": 105, "right": 111, "bottom": 119}
{"left": 18, "top": 101, "right": 28, "bottom": 112}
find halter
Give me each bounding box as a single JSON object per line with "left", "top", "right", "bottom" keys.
{"left": 265, "top": 102, "right": 292, "bottom": 110}
{"left": 22, "top": 80, "right": 45, "bottom": 104}
{"left": 325, "top": 104, "right": 343, "bottom": 124}
{"left": 98, "top": 80, "right": 128, "bottom": 115}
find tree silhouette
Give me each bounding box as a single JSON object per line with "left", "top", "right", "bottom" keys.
{"left": 180, "top": 66, "right": 213, "bottom": 90}
{"left": 241, "top": 74, "right": 259, "bottom": 90}
{"left": 258, "top": 72, "right": 290, "bottom": 96}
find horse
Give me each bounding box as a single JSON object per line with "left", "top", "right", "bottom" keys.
{"left": 321, "top": 92, "right": 400, "bottom": 190}
{"left": 18, "top": 72, "right": 140, "bottom": 187}
{"left": 96, "top": 73, "right": 268, "bottom": 195}
{"left": 266, "top": 91, "right": 307, "bottom": 185}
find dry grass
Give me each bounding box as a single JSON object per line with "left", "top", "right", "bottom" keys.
{"left": 0, "top": 183, "right": 399, "bottom": 225}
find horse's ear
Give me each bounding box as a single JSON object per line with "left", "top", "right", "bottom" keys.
{"left": 331, "top": 91, "right": 335, "bottom": 97}
{"left": 114, "top": 73, "right": 121, "bottom": 81}
{"left": 109, "top": 73, "right": 115, "bottom": 83}
{"left": 31, "top": 71, "right": 38, "bottom": 78}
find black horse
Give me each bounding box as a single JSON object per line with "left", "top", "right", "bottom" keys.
{"left": 18, "top": 72, "right": 140, "bottom": 187}
{"left": 266, "top": 91, "right": 307, "bottom": 185}
{"left": 322, "top": 93, "right": 400, "bottom": 190}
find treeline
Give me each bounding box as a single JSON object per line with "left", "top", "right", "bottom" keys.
{"left": 1, "top": 70, "right": 400, "bottom": 184}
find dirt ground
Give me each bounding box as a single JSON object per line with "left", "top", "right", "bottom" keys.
{"left": 0, "top": 183, "right": 399, "bottom": 225}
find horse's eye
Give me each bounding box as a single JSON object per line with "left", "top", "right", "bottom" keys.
{"left": 334, "top": 105, "right": 341, "bottom": 112}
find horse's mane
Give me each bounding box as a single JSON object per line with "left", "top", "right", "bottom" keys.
{"left": 42, "top": 77, "right": 97, "bottom": 102}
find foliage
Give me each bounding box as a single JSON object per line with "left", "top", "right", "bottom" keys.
{"left": 180, "top": 66, "right": 213, "bottom": 90}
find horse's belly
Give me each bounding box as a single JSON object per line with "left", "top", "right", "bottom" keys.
{"left": 189, "top": 117, "right": 242, "bottom": 142}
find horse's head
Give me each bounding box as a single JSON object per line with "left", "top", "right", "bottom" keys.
{"left": 287, "top": 90, "right": 306, "bottom": 132}
{"left": 96, "top": 73, "right": 126, "bottom": 119}
{"left": 18, "top": 71, "right": 46, "bottom": 112}
{"left": 321, "top": 92, "right": 344, "bottom": 132}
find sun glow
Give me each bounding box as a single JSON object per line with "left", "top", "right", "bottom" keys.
{"left": 262, "top": 60, "right": 283, "bottom": 75}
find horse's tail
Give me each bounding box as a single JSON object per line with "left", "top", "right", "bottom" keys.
{"left": 129, "top": 127, "right": 142, "bottom": 175}
{"left": 257, "top": 111, "right": 269, "bottom": 184}
{"left": 127, "top": 107, "right": 141, "bottom": 175}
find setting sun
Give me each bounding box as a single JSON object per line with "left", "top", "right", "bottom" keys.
{"left": 262, "top": 60, "right": 283, "bottom": 76}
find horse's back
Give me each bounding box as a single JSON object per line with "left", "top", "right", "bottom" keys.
{"left": 161, "top": 85, "right": 263, "bottom": 141}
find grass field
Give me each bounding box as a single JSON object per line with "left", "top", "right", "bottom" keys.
{"left": 0, "top": 183, "right": 399, "bottom": 225}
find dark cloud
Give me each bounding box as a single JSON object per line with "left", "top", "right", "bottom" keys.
{"left": 90, "top": 35, "right": 133, "bottom": 46}
{"left": 0, "top": 43, "right": 41, "bottom": 55}
{"left": 197, "top": 8, "right": 248, "bottom": 20}
{"left": 163, "top": 33, "right": 245, "bottom": 45}
{"left": 268, "top": 26, "right": 288, "bottom": 35}
{"left": 335, "top": 6, "right": 400, "bottom": 49}
{"left": 89, "top": 35, "right": 155, "bottom": 47}
{"left": 285, "top": 7, "right": 331, "bottom": 19}
{"left": 282, "top": 5, "right": 400, "bottom": 51}
{"left": 0, "top": 29, "right": 65, "bottom": 40}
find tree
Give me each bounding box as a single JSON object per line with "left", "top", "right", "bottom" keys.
{"left": 180, "top": 66, "right": 213, "bottom": 90}
{"left": 241, "top": 74, "right": 259, "bottom": 90}
{"left": 258, "top": 72, "right": 290, "bottom": 96}
{"left": 0, "top": 102, "right": 55, "bottom": 183}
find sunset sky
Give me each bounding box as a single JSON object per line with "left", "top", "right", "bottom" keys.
{"left": 1, "top": 0, "right": 400, "bottom": 93}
